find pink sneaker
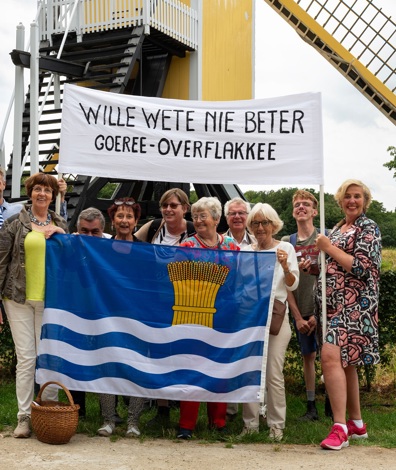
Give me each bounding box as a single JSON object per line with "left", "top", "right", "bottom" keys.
{"left": 347, "top": 420, "right": 368, "bottom": 439}
{"left": 320, "top": 424, "right": 349, "bottom": 450}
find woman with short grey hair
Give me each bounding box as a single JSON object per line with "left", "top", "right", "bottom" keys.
{"left": 176, "top": 196, "right": 239, "bottom": 439}
{"left": 191, "top": 196, "right": 222, "bottom": 222}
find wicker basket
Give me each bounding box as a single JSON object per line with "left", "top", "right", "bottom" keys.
{"left": 31, "top": 381, "right": 80, "bottom": 445}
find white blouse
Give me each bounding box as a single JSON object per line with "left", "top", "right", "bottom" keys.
{"left": 242, "top": 240, "right": 299, "bottom": 303}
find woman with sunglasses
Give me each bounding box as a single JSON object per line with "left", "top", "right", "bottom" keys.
{"left": 0, "top": 173, "right": 68, "bottom": 438}
{"left": 135, "top": 188, "right": 195, "bottom": 245}
{"left": 135, "top": 188, "right": 195, "bottom": 430}
{"left": 240, "top": 203, "right": 299, "bottom": 441}
{"left": 177, "top": 197, "right": 239, "bottom": 440}
{"left": 97, "top": 197, "right": 146, "bottom": 438}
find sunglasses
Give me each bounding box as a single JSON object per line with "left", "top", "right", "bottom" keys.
{"left": 161, "top": 203, "right": 182, "bottom": 210}
{"left": 114, "top": 200, "right": 135, "bottom": 206}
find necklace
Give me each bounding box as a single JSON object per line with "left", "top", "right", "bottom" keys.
{"left": 29, "top": 209, "right": 51, "bottom": 227}
{"left": 195, "top": 233, "right": 220, "bottom": 248}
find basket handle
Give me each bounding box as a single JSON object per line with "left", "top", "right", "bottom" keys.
{"left": 36, "top": 381, "right": 76, "bottom": 406}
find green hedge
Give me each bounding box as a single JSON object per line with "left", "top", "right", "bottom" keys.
{"left": 378, "top": 270, "right": 396, "bottom": 364}
{"left": 285, "top": 270, "right": 396, "bottom": 388}
{"left": 1, "top": 272, "right": 396, "bottom": 382}
{"left": 0, "top": 306, "right": 16, "bottom": 376}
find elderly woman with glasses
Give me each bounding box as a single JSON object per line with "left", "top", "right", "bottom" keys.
{"left": 97, "top": 197, "right": 146, "bottom": 438}
{"left": 176, "top": 196, "right": 239, "bottom": 440}
{"left": 0, "top": 173, "right": 68, "bottom": 438}
{"left": 240, "top": 203, "right": 299, "bottom": 442}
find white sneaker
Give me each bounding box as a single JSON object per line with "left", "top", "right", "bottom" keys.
{"left": 97, "top": 422, "right": 115, "bottom": 437}
{"left": 269, "top": 426, "right": 283, "bottom": 442}
{"left": 238, "top": 426, "right": 259, "bottom": 437}
{"left": 126, "top": 424, "right": 141, "bottom": 437}
{"left": 13, "top": 415, "right": 31, "bottom": 438}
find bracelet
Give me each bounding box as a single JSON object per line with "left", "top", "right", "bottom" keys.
{"left": 284, "top": 270, "right": 291, "bottom": 275}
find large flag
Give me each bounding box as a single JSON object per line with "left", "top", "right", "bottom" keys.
{"left": 59, "top": 84, "right": 323, "bottom": 185}
{"left": 36, "top": 235, "right": 277, "bottom": 403}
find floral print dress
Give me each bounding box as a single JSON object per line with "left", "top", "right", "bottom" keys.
{"left": 316, "top": 214, "right": 381, "bottom": 368}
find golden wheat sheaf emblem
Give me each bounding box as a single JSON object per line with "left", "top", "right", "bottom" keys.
{"left": 167, "top": 261, "right": 230, "bottom": 328}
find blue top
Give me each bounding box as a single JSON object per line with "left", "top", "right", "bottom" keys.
{"left": 1, "top": 200, "right": 24, "bottom": 221}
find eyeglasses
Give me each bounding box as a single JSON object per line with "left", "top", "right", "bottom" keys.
{"left": 192, "top": 214, "right": 209, "bottom": 221}
{"left": 33, "top": 186, "right": 53, "bottom": 195}
{"left": 161, "top": 203, "right": 182, "bottom": 210}
{"left": 228, "top": 211, "right": 248, "bottom": 217}
{"left": 114, "top": 200, "right": 135, "bottom": 206}
{"left": 251, "top": 220, "right": 272, "bottom": 228}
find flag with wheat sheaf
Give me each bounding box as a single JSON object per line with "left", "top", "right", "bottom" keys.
{"left": 38, "top": 238, "right": 276, "bottom": 403}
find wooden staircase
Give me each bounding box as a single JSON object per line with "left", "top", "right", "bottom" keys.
{"left": 5, "top": 1, "right": 246, "bottom": 231}
{"left": 7, "top": 19, "right": 207, "bottom": 228}
{"left": 262, "top": 0, "right": 396, "bottom": 125}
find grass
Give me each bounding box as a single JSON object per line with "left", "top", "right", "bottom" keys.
{"left": 1, "top": 377, "right": 395, "bottom": 448}
{"left": 382, "top": 248, "right": 396, "bottom": 272}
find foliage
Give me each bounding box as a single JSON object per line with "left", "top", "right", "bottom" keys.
{"left": 190, "top": 190, "right": 198, "bottom": 204}
{"left": 1, "top": 381, "right": 395, "bottom": 447}
{"left": 382, "top": 248, "right": 396, "bottom": 272}
{"left": 383, "top": 146, "right": 396, "bottom": 179}
{"left": 378, "top": 270, "right": 396, "bottom": 365}
{"left": 0, "top": 307, "right": 16, "bottom": 377}
{"left": 284, "top": 265, "right": 396, "bottom": 391}
{"left": 97, "top": 183, "right": 119, "bottom": 200}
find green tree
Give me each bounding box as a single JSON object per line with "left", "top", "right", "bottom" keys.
{"left": 189, "top": 190, "right": 198, "bottom": 204}
{"left": 383, "top": 146, "right": 396, "bottom": 178}
{"left": 243, "top": 188, "right": 395, "bottom": 246}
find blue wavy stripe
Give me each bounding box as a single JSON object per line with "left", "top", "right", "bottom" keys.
{"left": 37, "top": 355, "right": 260, "bottom": 392}
{"left": 42, "top": 324, "right": 264, "bottom": 361}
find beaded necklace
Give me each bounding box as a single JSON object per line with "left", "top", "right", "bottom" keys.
{"left": 195, "top": 233, "right": 220, "bottom": 248}
{"left": 29, "top": 209, "right": 51, "bottom": 227}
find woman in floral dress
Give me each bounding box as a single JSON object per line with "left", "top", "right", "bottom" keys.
{"left": 315, "top": 179, "right": 381, "bottom": 451}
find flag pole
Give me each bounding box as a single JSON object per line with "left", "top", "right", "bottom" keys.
{"left": 319, "top": 183, "right": 326, "bottom": 341}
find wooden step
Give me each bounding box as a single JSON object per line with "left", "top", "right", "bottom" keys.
{"left": 40, "top": 29, "right": 138, "bottom": 53}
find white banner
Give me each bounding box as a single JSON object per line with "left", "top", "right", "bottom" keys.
{"left": 59, "top": 85, "right": 323, "bottom": 184}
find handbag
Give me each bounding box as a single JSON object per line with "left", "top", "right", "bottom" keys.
{"left": 270, "top": 299, "right": 286, "bottom": 336}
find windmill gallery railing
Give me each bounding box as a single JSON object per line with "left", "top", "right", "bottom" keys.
{"left": 37, "top": 0, "right": 198, "bottom": 49}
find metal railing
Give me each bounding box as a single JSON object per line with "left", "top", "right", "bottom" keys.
{"left": 1, "top": 0, "right": 198, "bottom": 180}
{"left": 37, "top": 0, "right": 198, "bottom": 49}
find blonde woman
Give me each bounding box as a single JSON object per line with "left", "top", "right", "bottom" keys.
{"left": 316, "top": 180, "right": 381, "bottom": 451}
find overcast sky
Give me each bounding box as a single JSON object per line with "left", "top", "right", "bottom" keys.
{"left": 0, "top": 0, "right": 395, "bottom": 210}
{"left": 251, "top": 0, "right": 396, "bottom": 211}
